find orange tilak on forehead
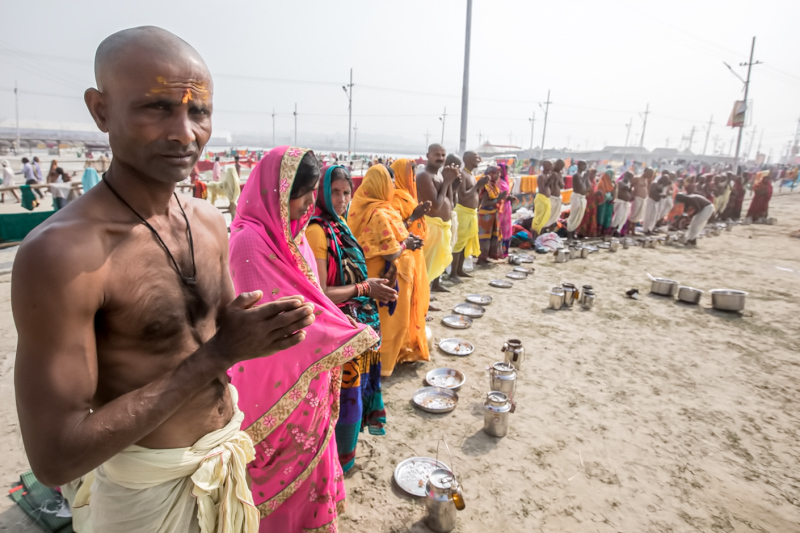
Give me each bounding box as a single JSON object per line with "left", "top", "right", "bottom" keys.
{"left": 147, "top": 76, "right": 210, "bottom": 103}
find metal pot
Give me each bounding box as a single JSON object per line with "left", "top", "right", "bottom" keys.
{"left": 650, "top": 277, "right": 679, "bottom": 296}
{"left": 677, "top": 286, "right": 703, "bottom": 305}
{"left": 508, "top": 254, "right": 522, "bottom": 265}
{"left": 710, "top": 289, "right": 747, "bottom": 312}
{"left": 483, "top": 391, "right": 513, "bottom": 437}
{"left": 579, "top": 285, "right": 593, "bottom": 304}
{"left": 425, "top": 468, "right": 462, "bottom": 533}
{"left": 548, "top": 287, "right": 565, "bottom": 309}
{"left": 501, "top": 339, "right": 525, "bottom": 370}
{"left": 489, "top": 361, "right": 517, "bottom": 399}
{"left": 609, "top": 239, "right": 620, "bottom": 252}
{"left": 562, "top": 283, "right": 577, "bottom": 307}
{"left": 554, "top": 248, "right": 569, "bottom": 263}
{"left": 678, "top": 233, "right": 688, "bottom": 245}
{"left": 582, "top": 291, "right": 595, "bottom": 309}
{"left": 726, "top": 223, "right": 733, "bottom": 232}
{"left": 580, "top": 246, "right": 590, "bottom": 258}
{"left": 622, "top": 239, "right": 630, "bottom": 249}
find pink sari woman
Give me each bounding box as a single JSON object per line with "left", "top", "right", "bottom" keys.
{"left": 497, "top": 162, "right": 513, "bottom": 257}
{"left": 229, "top": 146, "right": 378, "bottom": 532}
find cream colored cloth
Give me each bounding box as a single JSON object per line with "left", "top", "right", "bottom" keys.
{"left": 611, "top": 199, "right": 631, "bottom": 232}
{"left": 566, "top": 192, "right": 586, "bottom": 232}
{"left": 66, "top": 386, "right": 258, "bottom": 533}
{"left": 544, "top": 195, "right": 562, "bottom": 228}
{"left": 630, "top": 196, "right": 646, "bottom": 223}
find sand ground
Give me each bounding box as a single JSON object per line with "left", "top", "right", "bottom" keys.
{"left": 1, "top": 192, "right": 799, "bottom": 532}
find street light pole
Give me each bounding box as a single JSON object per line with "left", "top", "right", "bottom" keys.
{"left": 343, "top": 68, "right": 354, "bottom": 162}
{"left": 733, "top": 36, "right": 760, "bottom": 172}
{"left": 539, "top": 89, "right": 551, "bottom": 161}
{"left": 458, "top": 0, "right": 472, "bottom": 155}
{"left": 528, "top": 111, "right": 535, "bottom": 152}
{"left": 439, "top": 107, "right": 447, "bottom": 145}
{"left": 639, "top": 103, "right": 650, "bottom": 147}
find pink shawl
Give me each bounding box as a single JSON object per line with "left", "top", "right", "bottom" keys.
{"left": 228, "top": 146, "right": 378, "bottom": 520}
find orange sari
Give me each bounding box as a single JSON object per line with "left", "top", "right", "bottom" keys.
{"left": 349, "top": 165, "right": 430, "bottom": 376}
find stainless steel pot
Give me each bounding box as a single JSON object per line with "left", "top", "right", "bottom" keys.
{"left": 710, "top": 289, "right": 747, "bottom": 312}
{"left": 650, "top": 277, "right": 679, "bottom": 296}
{"left": 580, "top": 246, "right": 590, "bottom": 258}
{"left": 581, "top": 290, "right": 595, "bottom": 309}
{"left": 548, "top": 287, "right": 565, "bottom": 309}
{"left": 677, "top": 286, "right": 703, "bottom": 304}
{"left": 489, "top": 361, "right": 517, "bottom": 399}
{"left": 622, "top": 239, "right": 630, "bottom": 249}
{"left": 609, "top": 239, "right": 620, "bottom": 252}
{"left": 483, "top": 391, "right": 512, "bottom": 437}
{"left": 562, "top": 283, "right": 577, "bottom": 307}
{"left": 554, "top": 248, "right": 568, "bottom": 263}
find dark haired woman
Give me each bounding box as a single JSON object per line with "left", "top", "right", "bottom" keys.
{"left": 228, "top": 146, "right": 379, "bottom": 531}
{"left": 306, "top": 165, "right": 396, "bottom": 473}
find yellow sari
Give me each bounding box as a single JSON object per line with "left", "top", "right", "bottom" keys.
{"left": 349, "top": 165, "right": 430, "bottom": 376}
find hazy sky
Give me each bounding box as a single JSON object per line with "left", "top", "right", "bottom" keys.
{"left": 1, "top": 0, "right": 799, "bottom": 158}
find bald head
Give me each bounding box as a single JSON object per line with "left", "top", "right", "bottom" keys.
{"left": 426, "top": 144, "right": 446, "bottom": 171}
{"left": 95, "top": 26, "right": 210, "bottom": 91}
{"left": 445, "top": 154, "right": 463, "bottom": 168}
{"left": 86, "top": 26, "right": 213, "bottom": 184}
{"left": 462, "top": 150, "right": 480, "bottom": 171}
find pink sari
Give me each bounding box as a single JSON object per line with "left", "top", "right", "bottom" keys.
{"left": 497, "top": 164, "right": 513, "bottom": 257}
{"left": 229, "top": 146, "right": 378, "bottom": 532}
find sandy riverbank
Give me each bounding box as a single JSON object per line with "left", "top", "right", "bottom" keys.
{"left": 1, "top": 193, "right": 799, "bottom": 532}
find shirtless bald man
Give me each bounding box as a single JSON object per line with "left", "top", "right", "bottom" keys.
{"left": 566, "top": 160, "right": 588, "bottom": 240}
{"left": 629, "top": 167, "right": 651, "bottom": 229}
{"left": 416, "top": 144, "right": 460, "bottom": 293}
{"left": 543, "top": 159, "right": 565, "bottom": 230}
{"left": 13, "top": 27, "right": 314, "bottom": 532}
{"left": 530, "top": 160, "right": 553, "bottom": 236}
{"left": 449, "top": 151, "right": 488, "bottom": 283}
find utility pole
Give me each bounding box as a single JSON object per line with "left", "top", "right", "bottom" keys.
{"left": 478, "top": 130, "right": 482, "bottom": 147}
{"left": 687, "top": 126, "right": 696, "bottom": 152}
{"left": 14, "top": 81, "right": 20, "bottom": 154}
{"left": 439, "top": 107, "right": 447, "bottom": 145}
{"left": 271, "top": 108, "right": 276, "bottom": 147}
{"left": 293, "top": 103, "right": 298, "bottom": 146}
{"left": 425, "top": 130, "right": 431, "bottom": 152}
{"left": 639, "top": 103, "right": 650, "bottom": 147}
{"left": 624, "top": 119, "right": 632, "bottom": 148}
{"left": 528, "top": 111, "right": 535, "bottom": 151}
{"left": 733, "top": 36, "right": 761, "bottom": 172}
{"left": 702, "top": 115, "right": 713, "bottom": 155}
{"left": 792, "top": 117, "right": 800, "bottom": 160}
{"left": 539, "top": 89, "right": 551, "bottom": 161}
{"left": 756, "top": 128, "right": 763, "bottom": 159}
{"left": 343, "top": 68, "right": 354, "bottom": 162}
{"left": 458, "top": 0, "right": 473, "bottom": 155}
{"left": 745, "top": 127, "right": 757, "bottom": 162}
{"left": 713, "top": 134, "right": 721, "bottom": 154}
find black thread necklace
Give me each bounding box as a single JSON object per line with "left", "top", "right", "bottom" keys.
{"left": 104, "top": 177, "right": 197, "bottom": 286}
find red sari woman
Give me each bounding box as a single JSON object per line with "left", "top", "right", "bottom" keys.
{"left": 746, "top": 173, "right": 773, "bottom": 221}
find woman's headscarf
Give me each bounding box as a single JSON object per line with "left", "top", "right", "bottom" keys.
{"left": 228, "top": 146, "right": 378, "bottom": 506}
{"left": 598, "top": 169, "right": 616, "bottom": 195}
{"left": 310, "top": 165, "right": 380, "bottom": 335}
{"left": 390, "top": 158, "right": 428, "bottom": 239}
{"left": 221, "top": 166, "right": 241, "bottom": 203}
{"left": 347, "top": 164, "right": 404, "bottom": 242}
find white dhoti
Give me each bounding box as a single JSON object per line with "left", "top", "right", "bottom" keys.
{"left": 64, "top": 386, "right": 258, "bottom": 533}
{"left": 686, "top": 204, "right": 715, "bottom": 240}
{"left": 630, "top": 196, "right": 646, "bottom": 223}
{"left": 659, "top": 196, "right": 674, "bottom": 220}
{"left": 643, "top": 198, "right": 660, "bottom": 233}
{"left": 544, "top": 195, "right": 562, "bottom": 228}
{"left": 611, "top": 199, "right": 631, "bottom": 232}
{"left": 566, "top": 192, "right": 587, "bottom": 232}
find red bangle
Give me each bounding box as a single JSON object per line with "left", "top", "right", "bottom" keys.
{"left": 400, "top": 242, "right": 407, "bottom": 252}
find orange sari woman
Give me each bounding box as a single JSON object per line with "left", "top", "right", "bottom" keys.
{"left": 348, "top": 165, "right": 430, "bottom": 376}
